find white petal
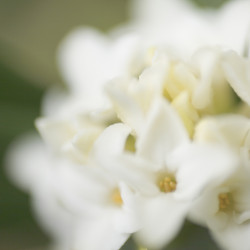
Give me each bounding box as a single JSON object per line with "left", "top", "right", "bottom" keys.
{"left": 233, "top": 181, "right": 250, "bottom": 224}
{"left": 135, "top": 194, "right": 190, "bottom": 249}
{"left": 137, "top": 97, "right": 189, "bottom": 166}
{"left": 211, "top": 222, "right": 250, "bottom": 250}
{"left": 58, "top": 28, "right": 108, "bottom": 94}
{"left": 41, "top": 87, "right": 69, "bottom": 116}
{"left": 32, "top": 181, "right": 76, "bottom": 248}
{"left": 53, "top": 162, "right": 117, "bottom": 215}
{"left": 222, "top": 51, "right": 250, "bottom": 105}
{"left": 188, "top": 187, "right": 221, "bottom": 227}
{"left": 105, "top": 77, "right": 145, "bottom": 133}
{"left": 168, "top": 144, "right": 239, "bottom": 201}
{"left": 74, "top": 213, "right": 130, "bottom": 250}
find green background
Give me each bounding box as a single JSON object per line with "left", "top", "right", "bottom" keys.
{"left": 0, "top": 0, "right": 228, "bottom": 249}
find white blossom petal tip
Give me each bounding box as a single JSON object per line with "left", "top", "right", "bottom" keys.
{"left": 92, "top": 123, "right": 132, "bottom": 160}
{"left": 137, "top": 97, "right": 189, "bottom": 165}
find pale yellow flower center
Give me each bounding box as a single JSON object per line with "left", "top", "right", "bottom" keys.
{"left": 111, "top": 189, "right": 123, "bottom": 206}
{"left": 158, "top": 176, "right": 177, "bottom": 193}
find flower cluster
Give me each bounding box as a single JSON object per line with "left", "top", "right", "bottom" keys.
{"left": 7, "top": 0, "right": 250, "bottom": 250}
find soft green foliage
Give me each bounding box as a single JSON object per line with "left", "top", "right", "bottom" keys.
{"left": 0, "top": 60, "right": 48, "bottom": 249}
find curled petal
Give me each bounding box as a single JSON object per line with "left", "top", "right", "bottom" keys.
{"left": 222, "top": 51, "right": 250, "bottom": 105}
{"left": 194, "top": 115, "right": 250, "bottom": 148}
{"left": 92, "top": 123, "right": 131, "bottom": 158}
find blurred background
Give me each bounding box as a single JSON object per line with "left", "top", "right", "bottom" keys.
{"left": 0, "top": 0, "right": 229, "bottom": 249}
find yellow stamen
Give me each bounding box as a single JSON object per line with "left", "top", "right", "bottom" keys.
{"left": 159, "top": 176, "right": 177, "bottom": 193}
{"left": 218, "top": 192, "right": 233, "bottom": 212}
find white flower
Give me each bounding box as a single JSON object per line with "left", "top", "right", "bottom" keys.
{"left": 190, "top": 114, "right": 250, "bottom": 250}
{"left": 189, "top": 166, "right": 250, "bottom": 250}
{"left": 93, "top": 97, "right": 238, "bottom": 249}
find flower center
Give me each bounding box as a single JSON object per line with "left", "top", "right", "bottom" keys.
{"left": 218, "top": 192, "right": 234, "bottom": 212}
{"left": 158, "top": 176, "right": 176, "bottom": 193}
{"left": 111, "top": 189, "right": 123, "bottom": 206}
